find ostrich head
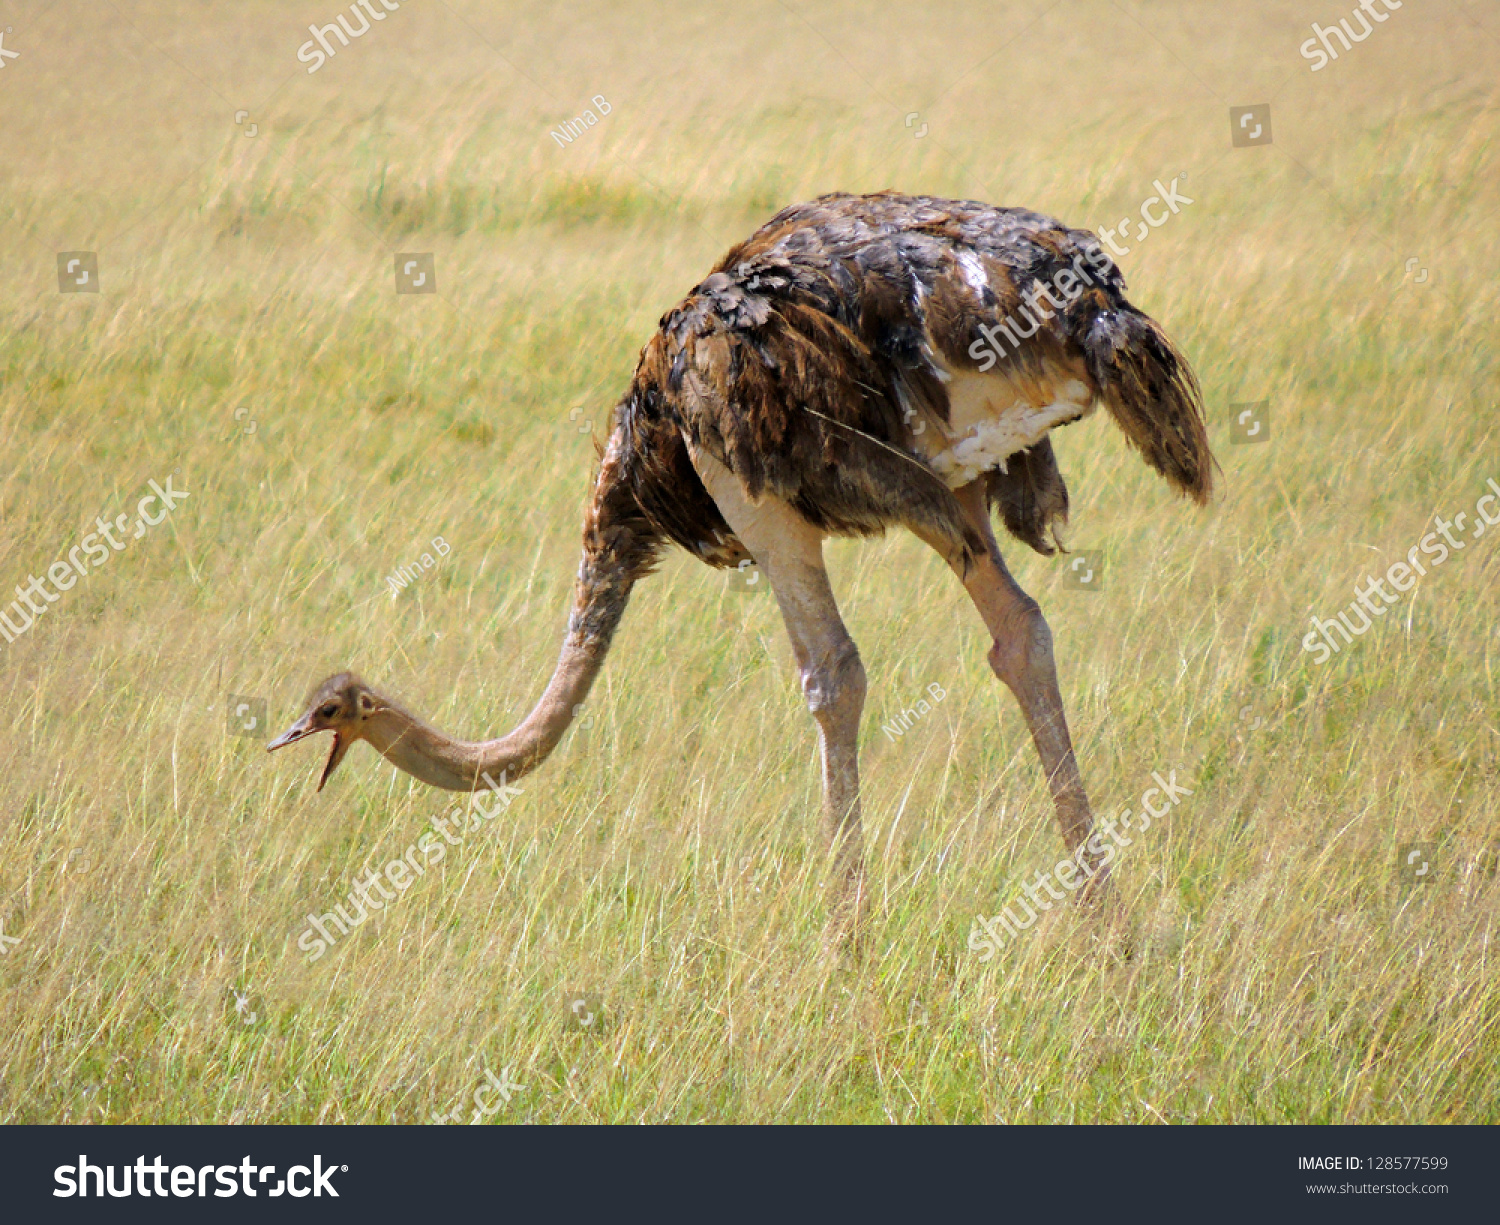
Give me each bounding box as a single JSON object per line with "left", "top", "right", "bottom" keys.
{"left": 266, "top": 672, "right": 382, "bottom": 791}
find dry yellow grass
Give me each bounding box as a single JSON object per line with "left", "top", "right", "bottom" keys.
{"left": 1, "top": 1, "right": 1496, "bottom": 1123}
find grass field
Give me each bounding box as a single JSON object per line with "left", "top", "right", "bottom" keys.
{"left": 1, "top": 0, "right": 1497, "bottom": 1124}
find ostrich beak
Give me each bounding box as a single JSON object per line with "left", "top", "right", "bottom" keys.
{"left": 267, "top": 715, "right": 351, "bottom": 792}
{"left": 266, "top": 714, "right": 317, "bottom": 753}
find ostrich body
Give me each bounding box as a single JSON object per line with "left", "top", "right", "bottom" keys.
{"left": 270, "top": 190, "right": 1214, "bottom": 918}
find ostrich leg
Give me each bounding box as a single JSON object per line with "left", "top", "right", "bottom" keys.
{"left": 924, "top": 481, "right": 1110, "bottom": 900}
{"left": 688, "top": 446, "right": 869, "bottom": 924}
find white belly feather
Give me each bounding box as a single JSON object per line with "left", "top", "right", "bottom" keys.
{"left": 915, "top": 367, "right": 1095, "bottom": 489}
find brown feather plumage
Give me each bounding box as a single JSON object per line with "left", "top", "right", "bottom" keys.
{"left": 572, "top": 190, "right": 1214, "bottom": 640}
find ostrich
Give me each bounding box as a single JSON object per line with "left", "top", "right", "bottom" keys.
{"left": 269, "top": 190, "right": 1214, "bottom": 922}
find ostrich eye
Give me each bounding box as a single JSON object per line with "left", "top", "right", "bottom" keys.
{"left": 319, "top": 704, "right": 338, "bottom": 719}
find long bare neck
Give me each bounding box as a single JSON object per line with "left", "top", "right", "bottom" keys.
{"left": 363, "top": 635, "right": 605, "bottom": 791}
{"left": 362, "top": 443, "right": 657, "bottom": 792}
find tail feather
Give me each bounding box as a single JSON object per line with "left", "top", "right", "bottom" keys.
{"left": 1079, "top": 305, "right": 1215, "bottom": 504}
